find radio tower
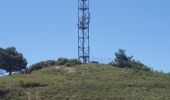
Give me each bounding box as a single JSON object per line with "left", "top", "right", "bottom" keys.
{"left": 78, "top": 0, "right": 90, "bottom": 63}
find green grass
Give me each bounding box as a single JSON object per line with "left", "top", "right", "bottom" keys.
{"left": 0, "top": 64, "right": 170, "bottom": 100}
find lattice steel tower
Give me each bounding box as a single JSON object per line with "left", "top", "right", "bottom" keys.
{"left": 78, "top": 0, "right": 90, "bottom": 63}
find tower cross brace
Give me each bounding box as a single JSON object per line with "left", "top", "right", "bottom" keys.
{"left": 78, "top": 0, "right": 90, "bottom": 63}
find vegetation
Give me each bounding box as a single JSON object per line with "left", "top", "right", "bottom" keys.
{"left": 29, "top": 58, "right": 81, "bottom": 71}
{"left": 0, "top": 47, "right": 169, "bottom": 99}
{"left": 110, "top": 49, "right": 151, "bottom": 71}
{"left": 0, "top": 64, "right": 169, "bottom": 100}
{"left": 0, "top": 47, "right": 27, "bottom": 75}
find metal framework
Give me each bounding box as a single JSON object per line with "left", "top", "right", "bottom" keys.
{"left": 78, "top": 0, "right": 90, "bottom": 63}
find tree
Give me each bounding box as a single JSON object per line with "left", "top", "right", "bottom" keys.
{"left": 110, "top": 49, "right": 151, "bottom": 71}
{"left": 114, "top": 49, "right": 133, "bottom": 68}
{"left": 0, "top": 47, "right": 27, "bottom": 75}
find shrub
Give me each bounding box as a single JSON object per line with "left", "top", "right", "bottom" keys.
{"left": 130, "top": 60, "right": 151, "bottom": 72}
{"left": 29, "top": 60, "right": 57, "bottom": 71}
{"left": 91, "top": 61, "right": 99, "bottom": 64}
{"left": 29, "top": 62, "right": 43, "bottom": 71}
{"left": 21, "top": 68, "right": 31, "bottom": 74}
{"left": 56, "top": 58, "right": 69, "bottom": 65}
{"left": 67, "top": 59, "right": 81, "bottom": 66}
{"left": 110, "top": 49, "right": 151, "bottom": 72}
{"left": 57, "top": 58, "right": 81, "bottom": 67}
{"left": 29, "top": 58, "right": 81, "bottom": 71}
{"left": 19, "top": 81, "right": 48, "bottom": 88}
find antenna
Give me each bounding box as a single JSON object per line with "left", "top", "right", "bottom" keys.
{"left": 78, "top": 0, "right": 90, "bottom": 63}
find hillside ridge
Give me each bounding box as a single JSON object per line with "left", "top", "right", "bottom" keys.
{"left": 0, "top": 64, "right": 170, "bottom": 100}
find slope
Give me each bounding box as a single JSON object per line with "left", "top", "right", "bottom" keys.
{"left": 0, "top": 64, "right": 170, "bottom": 100}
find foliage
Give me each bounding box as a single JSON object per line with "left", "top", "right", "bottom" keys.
{"left": 113, "top": 49, "right": 133, "bottom": 68}
{"left": 110, "top": 49, "right": 151, "bottom": 71}
{"left": 0, "top": 47, "right": 27, "bottom": 75}
{"left": 90, "top": 61, "right": 99, "bottom": 64}
{"left": 29, "top": 58, "right": 81, "bottom": 71}
{"left": 29, "top": 60, "right": 56, "bottom": 71}
{"left": 0, "top": 64, "right": 169, "bottom": 100}
{"left": 57, "top": 58, "right": 81, "bottom": 67}
{"left": 130, "top": 60, "right": 151, "bottom": 71}
{"left": 19, "top": 81, "right": 48, "bottom": 88}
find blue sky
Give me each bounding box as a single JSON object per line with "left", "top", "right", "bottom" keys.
{"left": 0, "top": 0, "right": 169, "bottom": 72}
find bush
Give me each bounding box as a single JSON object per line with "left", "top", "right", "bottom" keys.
{"left": 68, "top": 59, "right": 81, "bottom": 66}
{"left": 91, "top": 61, "right": 99, "bottom": 64}
{"left": 29, "top": 62, "right": 43, "bottom": 71}
{"left": 56, "top": 58, "right": 69, "bottom": 65}
{"left": 19, "top": 81, "right": 48, "bottom": 88}
{"left": 29, "top": 60, "right": 56, "bottom": 71}
{"left": 29, "top": 58, "right": 81, "bottom": 71}
{"left": 130, "top": 60, "right": 151, "bottom": 72}
{"left": 57, "top": 58, "right": 81, "bottom": 67}
{"left": 21, "top": 68, "right": 31, "bottom": 74}
{"left": 110, "top": 49, "right": 151, "bottom": 72}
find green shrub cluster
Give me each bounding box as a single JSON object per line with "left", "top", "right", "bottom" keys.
{"left": 29, "top": 58, "right": 81, "bottom": 71}
{"left": 110, "top": 49, "right": 151, "bottom": 72}
{"left": 90, "top": 61, "right": 99, "bottom": 64}
{"left": 56, "top": 58, "right": 81, "bottom": 67}
{"left": 130, "top": 60, "right": 151, "bottom": 71}
{"left": 19, "top": 81, "right": 48, "bottom": 88}
{"left": 29, "top": 60, "right": 56, "bottom": 71}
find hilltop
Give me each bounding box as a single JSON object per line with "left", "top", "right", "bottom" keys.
{"left": 0, "top": 64, "right": 170, "bottom": 100}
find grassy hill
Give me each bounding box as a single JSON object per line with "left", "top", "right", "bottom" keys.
{"left": 0, "top": 64, "right": 170, "bottom": 100}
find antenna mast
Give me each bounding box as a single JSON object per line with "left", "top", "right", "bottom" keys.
{"left": 78, "top": 0, "right": 90, "bottom": 63}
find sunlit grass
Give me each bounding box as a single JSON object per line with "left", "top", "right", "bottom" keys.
{"left": 0, "top": 64, "right": 169, "bottom": 100}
